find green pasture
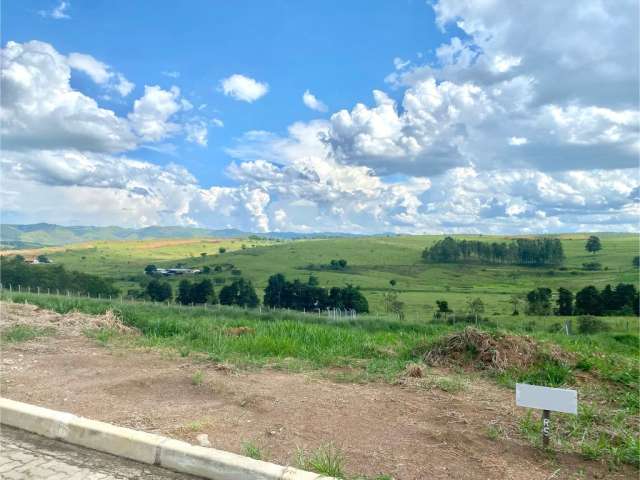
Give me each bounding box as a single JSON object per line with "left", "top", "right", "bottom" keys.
{"left": 9, "top": 233, "right": 639, "bottom": 314}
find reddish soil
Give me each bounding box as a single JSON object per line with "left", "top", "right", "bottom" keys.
{"left": 0, "top": 303, "right": 634, "bottom": 480}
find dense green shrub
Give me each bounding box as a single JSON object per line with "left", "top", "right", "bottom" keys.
{"left": 578, "top": 316, "right": 611, "bottom": 334}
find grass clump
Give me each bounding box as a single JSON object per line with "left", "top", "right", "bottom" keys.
{"left": 2, "top": 325, "right": 55, "bottom": 343}
{"left": 296, "top": 443, "right": 345, "bottom": 478}
{"left": 191, "top": 370, "right": 204, "bottom": 386}
{"left": 241, "top": 441, "right": 263, "bottom": 460}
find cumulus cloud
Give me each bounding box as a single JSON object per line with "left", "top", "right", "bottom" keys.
{"left": 1, "top": 150, "right": 272, "bottom": 231}
{"left": 302, "top": 90, "right": 327, "bottom": 112}
{"left": 128, "top": 85, "right": 182, "bottom": 142}
{"left": 1, "top": 40, "right": 205, "bottom": 155}
{"left": 220, "top": 74, "right": 269, "bottom": 102}
{"left": 340, "top": 0, "right": 640, "bottom": 176}
{"left": 1, "top": 41, "right": 137, "bottom": 152}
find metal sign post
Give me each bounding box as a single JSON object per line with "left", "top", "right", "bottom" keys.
{"left": 516, "top": 383, "right": 577, "bottom": 448}
{"left": 541, "top": 409, "right": 550, "bottom": 447}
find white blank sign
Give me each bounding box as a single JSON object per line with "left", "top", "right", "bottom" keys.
{"left": 516, "top": 383, "right": 577, "bottom": 414}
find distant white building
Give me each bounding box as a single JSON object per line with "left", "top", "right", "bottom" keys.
{"left": 153, "top": 268, "right": 201, "bottom": 276}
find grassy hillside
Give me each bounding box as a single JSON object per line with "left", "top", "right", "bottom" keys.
{"left": 6, "top": 232, "right": 638, "bottom": 315}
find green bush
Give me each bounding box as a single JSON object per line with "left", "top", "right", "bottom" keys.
{"left": 578, "top": 316, "right": 610, "bottom": 334}
{"left": 582, "top": 262, "right": 602, "bottom": 271}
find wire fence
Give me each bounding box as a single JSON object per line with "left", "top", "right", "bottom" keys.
{"left": 0, "top": 283, "right": 363, "bottom": 321}
{"left": 0, "top": 283, "right": 637, "bottom": 334}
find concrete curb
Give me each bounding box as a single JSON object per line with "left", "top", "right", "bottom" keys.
{"left": 0, "top": 398, "right": 333, "bottom": 480}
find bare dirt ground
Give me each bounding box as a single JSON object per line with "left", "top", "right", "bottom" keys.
{"left": 0, "top": 303, "right": 634, "bottom": 480}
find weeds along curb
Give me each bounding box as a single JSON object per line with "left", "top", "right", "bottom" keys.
{"left": 0, "top": 398, "right": 333, "bottom": 480}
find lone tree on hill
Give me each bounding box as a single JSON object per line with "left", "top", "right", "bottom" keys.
{"left": 585, "top": 235, "right": 602, "bottom": 254}
{"left": 436, "top": 300, "right": 451, "bottom": 313}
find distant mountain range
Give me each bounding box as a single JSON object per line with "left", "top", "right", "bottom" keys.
{"left": 0, "top": 223, "right": 366, "bottom": 249}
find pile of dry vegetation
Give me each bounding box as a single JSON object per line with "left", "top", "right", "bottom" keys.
{"left": 422, "top": 327, "right": 570, "bottom": 372}
{"left": 0, "top": 302, "right": 138, "bottom": 337}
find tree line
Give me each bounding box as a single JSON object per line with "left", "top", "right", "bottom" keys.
{"left": 525, "top": 283, "right": 639, "bottom": 316}
{"left": 423, "top": 237, "right": 565, "bottom": 265}
{"left": 145, "top": 273, "right": 369, "bottom": 312}
{"left": 264, "top": 273, "right": 369, "bottom": 312}
{"left": 0, "top": 256, "right": 119, "bottom": 297}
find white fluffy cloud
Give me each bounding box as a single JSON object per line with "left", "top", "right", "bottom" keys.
{"left": 1, "top": 150, "right": 272, "bottom": 231}
{"left": 220, "top": 74, "right": 269, "bottom": 102}
{"left": 335, "top": 0, "right": 640, "bottom": 176}
{"left": 1, "top": 41, "right": 137, "bottom": 152}
{"left": 128, "top": 85, "right": 182, "bottom": 142}
{"left": 302, "top": 90, "right": 327, "bottom": 112}
{"left": 0, "top": 40, "right": 202, "bottom": 154}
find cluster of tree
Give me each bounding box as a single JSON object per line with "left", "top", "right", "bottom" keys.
{"left": 307, "top": 259, "right": 349, "bottom": 271}
{"left": 263, "top": 273, "right": 369, "bottom": 312}
{"left": 0, "top": 256, "right": 119, "bottom": 297}
{"left": 525, "top": 283, "right": 638, "bottom": 316}
{"left": 328, "top": 259, "right": 348, "bottom": 270}
{"left": 176, "top": 279, "right": 216, "bottom": 305}
{"left": 219, "top": 278, "right": 259, "bottom": 307}
{"left": 422, "top": 237, "right": 565, "bottom": 265}
{"left": 145, "top": 279, "right": 172, "bottom": 302}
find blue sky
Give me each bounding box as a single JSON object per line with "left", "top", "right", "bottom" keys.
{"left": 1, "top": 1, "right": 638, "bottom": 233}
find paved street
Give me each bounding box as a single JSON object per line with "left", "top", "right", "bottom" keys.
{"left": 0, "top": 425, "right": 201, "bottom": 479}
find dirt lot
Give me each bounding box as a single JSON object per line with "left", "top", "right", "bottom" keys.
{"left": 0, "top": 303, "right": 634, "bottom": 479}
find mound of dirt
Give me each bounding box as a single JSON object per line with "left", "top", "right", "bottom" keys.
{"left": 424, "top": 327, "right": 568, "bottom": 372}
{"left": 0, "top": 302, "right": 138, "bottom": 337}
